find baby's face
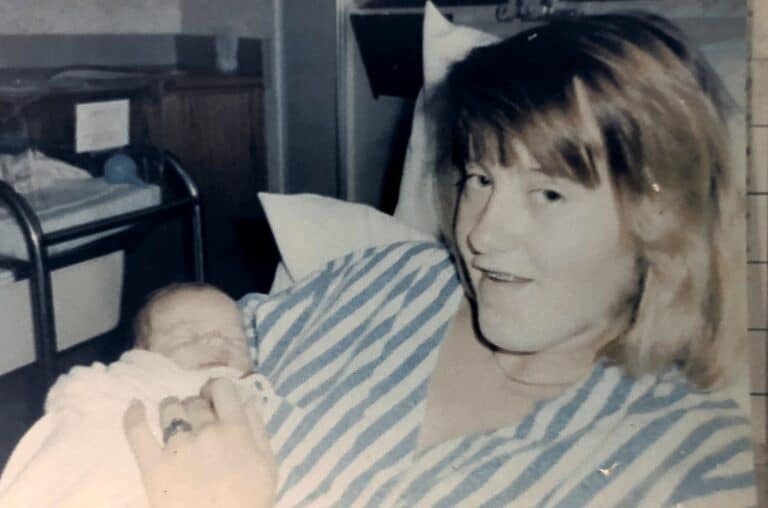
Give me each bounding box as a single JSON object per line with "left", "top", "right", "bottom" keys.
{"left": 145, "top": 289, "right": 251, "bottom": 371}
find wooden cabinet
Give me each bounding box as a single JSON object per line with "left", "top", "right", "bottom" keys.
{"left": 147, "top": 75, "right": 271, "bottom": 298}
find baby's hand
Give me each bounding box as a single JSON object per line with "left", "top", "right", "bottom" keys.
{"left": 123, "top": 378, "right": 277, "bottom": 508}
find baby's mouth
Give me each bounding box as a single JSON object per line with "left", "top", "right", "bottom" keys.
{"left": 198, "top": 360, "right": 230, "bottom": 368}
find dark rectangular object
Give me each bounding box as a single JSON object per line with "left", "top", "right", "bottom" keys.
{"left": 237, "top": 38, "right": 264, "bottom": 77}
{"left": 175, "top": 35, "right": 262, "bottom": 76}
{"left": 351, "top": 13, "right": 451, "bottom": 98}
{"left": 360, "top": 0, "right": 648, "bottom": 4}
{"left": 359, "top": 0, "right": 502, "bottom": 6}
{"left": 174, "top": 35, "right": 217, "bottom": 72}
{"left": 0, "top": 34, "right": 176, "bottom": 69}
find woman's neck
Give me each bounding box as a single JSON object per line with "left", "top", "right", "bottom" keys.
{"left": 492, "top": 343, "right": 597, "bottom": 387}
{"left": 488, "top": 302, "right": 629, "bottom": 387}
{"left": 451, "top": 296, "right": 627, "bottom": 388}
{"left": 418, "top": 296, "right": 632, "bottom": 450}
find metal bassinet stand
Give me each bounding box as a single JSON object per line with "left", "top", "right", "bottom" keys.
{"left": 0, "top": 145, "right": 204, "bottom": 419}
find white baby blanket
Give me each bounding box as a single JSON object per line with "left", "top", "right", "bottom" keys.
{"left": 0, "top": 350, "right": 261, "bottom": 508}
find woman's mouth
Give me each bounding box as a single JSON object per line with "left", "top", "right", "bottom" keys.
{"left": 484, "top": 270, "right": 534, "bottom": 284}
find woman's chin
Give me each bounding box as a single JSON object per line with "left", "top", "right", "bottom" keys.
{"left": 477, "top": 315, "right": 553, "bottom": 353}
{"left": 482, "top": 330, "right": 551, "bottom": 354}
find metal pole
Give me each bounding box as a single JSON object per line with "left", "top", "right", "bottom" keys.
{"left": 0, "top": 181, "right": 58, "bottom": 414}
{"left": 163, "top": 151, "right": 205, "bottom": 282}
{"left": 191, "top": 202, "right": 205, "bottom": 282}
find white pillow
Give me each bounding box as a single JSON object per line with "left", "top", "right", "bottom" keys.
{"left": 258, "top": 192, "right": 432, "bottom": 288}
{"left": 393, "top": 3, "right": 499, "bottom": 238}
{"left": 260, "top": 5, "right": 494, "bottom": 292}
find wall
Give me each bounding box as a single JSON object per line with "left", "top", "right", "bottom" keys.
{"left": 0, "top": 0, "right": 181, "bottom": 34}
{"left": 277, "top": 0, "right": 340, "bottom": 197}
{"left": 0, "top": 0, "right": 274, "bottom": 39}
{"left": 0, "top": 1, "right": 181, "bottom": 69}
{"left": 748, "top": 0, "right": 768, "bottom": 503}
{"left": 0, "top": 1, "right": 274, "bottom": 87}
{"left": 181, "top": 0, "right": 272, "bottom": 37}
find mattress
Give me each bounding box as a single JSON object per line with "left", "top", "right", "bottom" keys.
{"left": 0, "top": 177, "right": 161, "bottom": 260}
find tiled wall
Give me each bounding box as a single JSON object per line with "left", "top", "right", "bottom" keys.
{"left": 749, "top": 0, "right": 768, "bottom": 503}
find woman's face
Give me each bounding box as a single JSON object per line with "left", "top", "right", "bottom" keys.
{"left": 455, "top": 139, "right": 638, "bottom": 354}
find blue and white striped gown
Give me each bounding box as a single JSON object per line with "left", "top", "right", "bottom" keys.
{"left": 239, "top": 241, "right": 756, "bottom": 507}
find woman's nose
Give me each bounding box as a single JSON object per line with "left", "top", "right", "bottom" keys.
{"left": 467, "top": 194, "right": 531, "bottom": 254}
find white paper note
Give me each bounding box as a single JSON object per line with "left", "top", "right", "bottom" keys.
{"left": 75, "top": 99, "right": 130, "bottom": 153}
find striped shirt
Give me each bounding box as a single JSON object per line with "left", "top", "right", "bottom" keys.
{"left": 240, "top": 241, "right": 756, "bottom": 507}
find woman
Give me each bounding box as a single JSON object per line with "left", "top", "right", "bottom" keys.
{"left": 126, "top": 9, "right": 755, "bottom": 507}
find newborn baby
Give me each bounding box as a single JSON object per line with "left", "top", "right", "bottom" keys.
{"left": 0, "top": 283, "right": 266, "bottom": 507}
{"left": 133, "top": 282, "right": 252, "bottom": 372}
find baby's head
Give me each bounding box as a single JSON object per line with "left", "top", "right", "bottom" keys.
{"left": 134, "top": 283, "right": 252, "bottom": 372}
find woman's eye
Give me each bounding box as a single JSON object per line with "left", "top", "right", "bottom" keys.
{"left": 459, "top": 173, "right": 492, "bottom": 190}
{"left": 531, "top": 189, "right": 564, "bottom": 205}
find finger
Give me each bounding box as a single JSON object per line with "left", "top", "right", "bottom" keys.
{"left": 243, "top": 396, "right": 273, "bottom": 455}
{"left": 182, "top": 396, "right": 216, "bottom": 428}
{"left": 159, "top": 396, "right": 194, "bottom": 447}
{"left": 123, "top": 400, "right": 163, "bottom": 467}
{"left": 201, "top": 378, "right": 245, "bottom": 424}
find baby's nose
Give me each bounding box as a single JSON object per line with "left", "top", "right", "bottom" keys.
{"left": 200, "top": 333, "right": 225, "bottom": 346}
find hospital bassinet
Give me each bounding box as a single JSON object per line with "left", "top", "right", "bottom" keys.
{"left": 0, "top": 145, "right": 204, "bottom": 417}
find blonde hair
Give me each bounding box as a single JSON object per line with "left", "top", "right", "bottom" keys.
{"left": 433, "top": 12, "right": 744, "bottom": 389}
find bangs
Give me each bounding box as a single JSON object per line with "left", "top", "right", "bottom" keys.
{"left": 451, "top": 100, "right": 602, "bottom": 188}
{"left": 442, "top": 22, "right": 617, "bottom": 188}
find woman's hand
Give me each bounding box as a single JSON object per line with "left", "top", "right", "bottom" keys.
{"left": 123, "top": 378, "right": 277, "bottom": 508}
